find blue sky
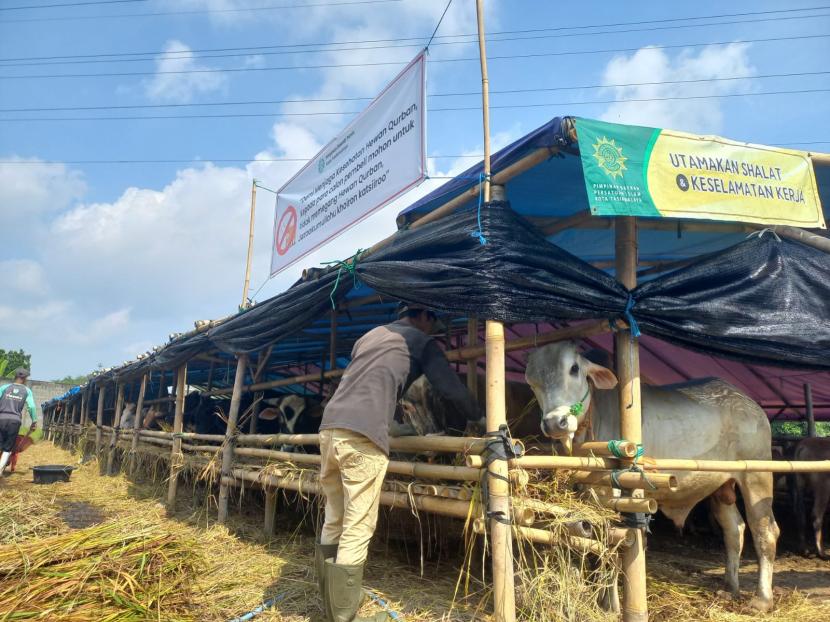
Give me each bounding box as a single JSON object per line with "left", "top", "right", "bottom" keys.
{"left": 1, "top": 0, "right": 828, "bottom": 379}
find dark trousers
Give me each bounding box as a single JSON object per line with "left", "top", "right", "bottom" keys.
{"left": 0, "top": 419, "right": 21, "bottom": 453}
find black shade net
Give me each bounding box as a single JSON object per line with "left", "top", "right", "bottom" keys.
{"left": 103, "top": 202, "right": 830, "bottom": 383}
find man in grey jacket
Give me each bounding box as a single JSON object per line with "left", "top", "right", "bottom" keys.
{"left": 316, "top": 303, "right": 480, "bottom": 622}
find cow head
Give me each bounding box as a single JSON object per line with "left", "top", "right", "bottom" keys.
{"left": 525, "top": 341, "right": 618, "bottom": 454}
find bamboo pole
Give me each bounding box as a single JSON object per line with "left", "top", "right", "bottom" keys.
{"left": 235, "top": 432, "right": 490, "bottom": 454}
{"left": 218, "top": 354, "right": 249, "bottom": 523}
{"left": 232, "top": 446, "right": 482, "bottom": 481}
{"left": 571, "top": 470, "right": 678, "bottom": 492}
{"left": 579, "top": 440, "right": 638, "bottom": 458}
{"left": 129, "top": 374, "right": 148, "bottom": 476}
{"left": 471, "top": 519, "right": 623, "bottom": 556}
{"left": 264, "top": 491, "right": 278, "bottom": 535}
{"left": 205, "top": 321, "right": 615, "bottom": 396}
{"left": 598, "top": 497, "right": 658, "bottom": 515}
{"left": 166, "top": 365, "right": 187, "bottom": 508}
{"left": 106, "top": 383, "right": 125, "bottom": 475}
{"left": 95, "top": 385, "right": 106, "bottom": 455}
{"left": 616, "top": 216, "right": 648, "bottom": 622}
{"left": 225, "top": 468, "right": 535, "bottom": 525}
{"left": 805, "top": 383, "right": 816, "bottom": 438}
{"left": 241, "top": 179, "right": 258, "bottom": 309}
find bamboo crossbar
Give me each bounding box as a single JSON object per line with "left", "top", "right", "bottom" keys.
{"left": 225, "top": 467, "right": 535, "bottom": 525}
{"left": 471, "top": 519, "right": 620, "bottom": 556}
{"left": 235, "top": 432, "right": 490, "bottom": 454}
{"left": 571, "top": 470, "right": 678, "bottom": 492}
{"left": 597, "top": 496, "right": 658, "bottom": 515}
{"left": 470, "top": 454, "right": 830, "bottom": 474}
{"left": 207, "top": 321, "right": 615, "bottom": 396}
{"left": 232, "top": 446, "right": 482, "bottom": 481}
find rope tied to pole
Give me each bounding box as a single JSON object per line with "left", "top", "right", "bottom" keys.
{"left": 469, "top": 172, "right": 490, "bottom": 245}
{"left": 623, "top": 294, "right": 641, "bottom": 338}
{"left": 480, "top": 424, "right": 522, "bottom": 525}
{"left": 322, "top": 249, "right": 365, "bottom": 309}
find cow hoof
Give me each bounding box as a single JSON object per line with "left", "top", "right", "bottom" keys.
{"left": 749, "top": 596, "right": 773, "bottom": 613}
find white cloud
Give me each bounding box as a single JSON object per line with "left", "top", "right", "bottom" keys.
{"left": 144, "top": 40, "right": 228, "bottom": 103}
{"left": 599, "top": 43, "right": 755, "bottom": 134}
{"left": 0, "top": 259, "right": 50, "bottom": 298}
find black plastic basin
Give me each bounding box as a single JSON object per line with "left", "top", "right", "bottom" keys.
{"left": 33, "top": 465, "right": 74, "bottom": 484}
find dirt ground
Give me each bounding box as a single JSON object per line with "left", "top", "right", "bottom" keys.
{"left": 3, "top": 441, "right": 829, "bottom": 621}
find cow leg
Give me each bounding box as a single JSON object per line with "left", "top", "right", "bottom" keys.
{"left": 794, "top": 474, "right": 809, "bottom": 555}
{"left": 710, "top": 496, "right": 745, "bottom": 596}
{"left": 811, "top": 485, "right": 829, "bottom": 559}
{"left": 738, "top": 472, "right": 779, "bottom": 613}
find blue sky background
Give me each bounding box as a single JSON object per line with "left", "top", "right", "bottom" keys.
{"left": 1, "top": 0, "right": 828, "bottom": 379}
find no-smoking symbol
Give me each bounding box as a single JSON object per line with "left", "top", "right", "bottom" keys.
{"left": 276, "top": 205, "right": 298, "bottom": 256}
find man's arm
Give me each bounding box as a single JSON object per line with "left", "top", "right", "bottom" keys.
{"left": 421, "top": 340, "right": 482, "bottom": 427}
{"left": 26, "top": 388, "right": 37, "bottom": 424}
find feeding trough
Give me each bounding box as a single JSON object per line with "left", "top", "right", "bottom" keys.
{"left": 33, "top": 465, "right": 75, "bottom": 484}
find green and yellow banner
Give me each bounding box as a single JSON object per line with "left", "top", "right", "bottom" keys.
{"left": 575, "top": 118, "right": 825, "bottom": 228}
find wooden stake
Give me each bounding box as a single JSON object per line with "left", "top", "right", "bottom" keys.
{"left": 166, "top": 365, "right": 187, "bottom": 508}
{"left": 95, "top": 385, "right": 106, "bottom": 455}
{"left": 107, "top": 383, "right": 125, "bottom": 475}
{"left": 615, "top": 216, "right": 648, "bottom": 622}
{"left": 805, "top": 383, "right": 816, "bottom": 438}
{"left": 241, "top": 179, "right": 257, "bottom": 309}
{"left": 264, "top": 491, "right": 278, "bottom": 535}
{"left": 218, "top": 354, "right": 249, "bottom": 523}
{"left": 129, "top": 374, "right": 148, "bottom": 476}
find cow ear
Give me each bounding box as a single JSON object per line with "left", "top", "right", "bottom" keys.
{"left": 585, "top": 361, "right": 618, "bottom": 389}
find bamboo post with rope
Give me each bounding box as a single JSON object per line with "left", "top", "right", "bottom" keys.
{"left": 166, "top": 365, "right": 187, "bottom": 508}
{"left": 805, "top": 383, "right": 816, "bottom": 438}
{"left": 241, "top": 178, "right": 257, "bottom": 309}
{"left": 129, "top": 374, "right": 148, "bottom": 476}
{"left": 616, "top": 216, "right": 648, "bottom": 622}
{"left": 95, "top": 384, "right": 106, "bottom": 456}
{"left": 106, "top": 382, "right": 125, "bottom": 475}
{"left": 476, "top": 2, "right": 516, "bottom": 620}
{"left": 218, "top": 354, "right": 250, "bottom": 523}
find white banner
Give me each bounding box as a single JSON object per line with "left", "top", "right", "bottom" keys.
{"left": 270, "top": 51, "right": 426, "bottom": 276}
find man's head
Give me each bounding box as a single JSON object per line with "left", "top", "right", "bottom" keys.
{"left": 397, "top": 302, "right": 443, "bottom": 335}
{"left": 14, "top": 368, "right": 30, "bottom": 384}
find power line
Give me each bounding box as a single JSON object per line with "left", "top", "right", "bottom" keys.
{"left": 4, "top": 9, "right": 829, "bottom": 67}
{"left": 2, "top": 70, "right": 826, "bottom": 113}
{"left": 4, "top": 11, "right": 829, "bottom": 68}
{"left": 2, "top": 88, "right": 826, "bottom": 121}
{"left": 2, "top": 142, "right": 828, "bottom": 165}
{"left": 0, "top": 0, "right": 146, "bottom": 10}
{"left": 3, "top": 33, "right": 828, "bottom": 80}
{"left": 0, "top": 0, "right": 405, "bottom": 23}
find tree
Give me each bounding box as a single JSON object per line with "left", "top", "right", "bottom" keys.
{"left": 53, "top": 374, "right": 91, "bottom": 386}
{"left": 0, "top": 349, "right": 31, "bottom": 377}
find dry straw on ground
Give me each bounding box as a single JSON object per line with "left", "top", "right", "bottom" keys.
{"left": 2, "top": 441, "right": 828, "bottom": 621}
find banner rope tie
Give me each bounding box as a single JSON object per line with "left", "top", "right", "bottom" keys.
{"left": 322, "top": 249, "right": 364, "bottom": 309}
{"left": 469, "top": 172, "right": 490, "bottom": 246}
{"left": 623, "top": 294, "right": 641, "bottom": 338}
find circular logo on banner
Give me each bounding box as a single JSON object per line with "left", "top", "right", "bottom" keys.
{"left": 592, "top": 136, "right": 628, "bottom": 180}
{"left": 317, "top": 158, "right": 326, "bottom": 174}
{"left": 676, "top": 174, "right": 690, "bottom": 192}
{"left": 275, "top": 205, "right": 298, "bottom": 256}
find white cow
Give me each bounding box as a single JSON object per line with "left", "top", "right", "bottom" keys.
{"left": 525, "top": 341, "right": 779, "bottom": 612}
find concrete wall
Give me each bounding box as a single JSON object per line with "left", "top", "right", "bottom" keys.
{"left": 1, "top": 377, "right": 73, "bottom": 419}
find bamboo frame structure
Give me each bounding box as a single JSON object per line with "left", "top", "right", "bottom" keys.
{"left": 95, "top": 384, "right": 106, "bottom": 454}
{"left": 106, "top": 383, "right": 125, "bottom": 475}
{"left": 129, "top": 374, "right": 148, "bottom": 475}
{"left": 166, "top": 365, "right": 187, "bottom": 507}
{"left": 218, "top": 354, "right": 249, "bottom": 523}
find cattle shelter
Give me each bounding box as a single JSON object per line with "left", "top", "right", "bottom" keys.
{"left": 43, "top": 115, "right": 830, "bottom": 622}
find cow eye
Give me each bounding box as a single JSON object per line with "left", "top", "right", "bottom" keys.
{"left": 569, "top": 363, "right": 579, "bottom": 376}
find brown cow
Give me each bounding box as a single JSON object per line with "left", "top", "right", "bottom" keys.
{"left": 794, "top": 437, "right": 830, "bottom": 558}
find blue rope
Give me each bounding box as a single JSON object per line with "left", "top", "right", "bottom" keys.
{"left": 623, "top": 295, "right": 641, "bottom": 338}
{"left": 469, "top": 172, "right": 489, "bottom": 246}
{"left": 227, "top": 593, "right": 286, "bottom": 622}
{"left": 367, "top": 590, "right": 403, "bottom": 621}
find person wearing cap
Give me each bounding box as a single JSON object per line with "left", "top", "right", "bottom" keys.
{"left": 315, "top": 303, "right": 481, "bottom": 622}
{"left": 0, "top": 368, "right": 37, "bottom": 474}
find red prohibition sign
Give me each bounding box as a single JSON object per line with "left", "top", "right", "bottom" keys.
{"left": 275, "top": 205, "right": 298, "bottom": 256}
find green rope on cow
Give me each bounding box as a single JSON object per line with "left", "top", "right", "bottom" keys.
{"left": 323, "top": 249, "right": 365, "bottom": 310}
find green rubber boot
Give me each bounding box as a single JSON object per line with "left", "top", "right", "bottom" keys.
{"left": 324, "top": 560, "right": 390, "bottom": 622}
{"left": 316, "top": 541, "right": 339, "bottom": 621}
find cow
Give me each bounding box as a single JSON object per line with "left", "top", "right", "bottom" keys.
{"left": 525, "top": 341, "right": 779, "bottom": 612}
{"left": 118, "top": 402, "right": 136, "bottom": 430}
{"left": 793, "top": 437, "right": 830, "bottom": 558}
{"left": 259, "top": 395, "right": 324, "bottom": 452}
